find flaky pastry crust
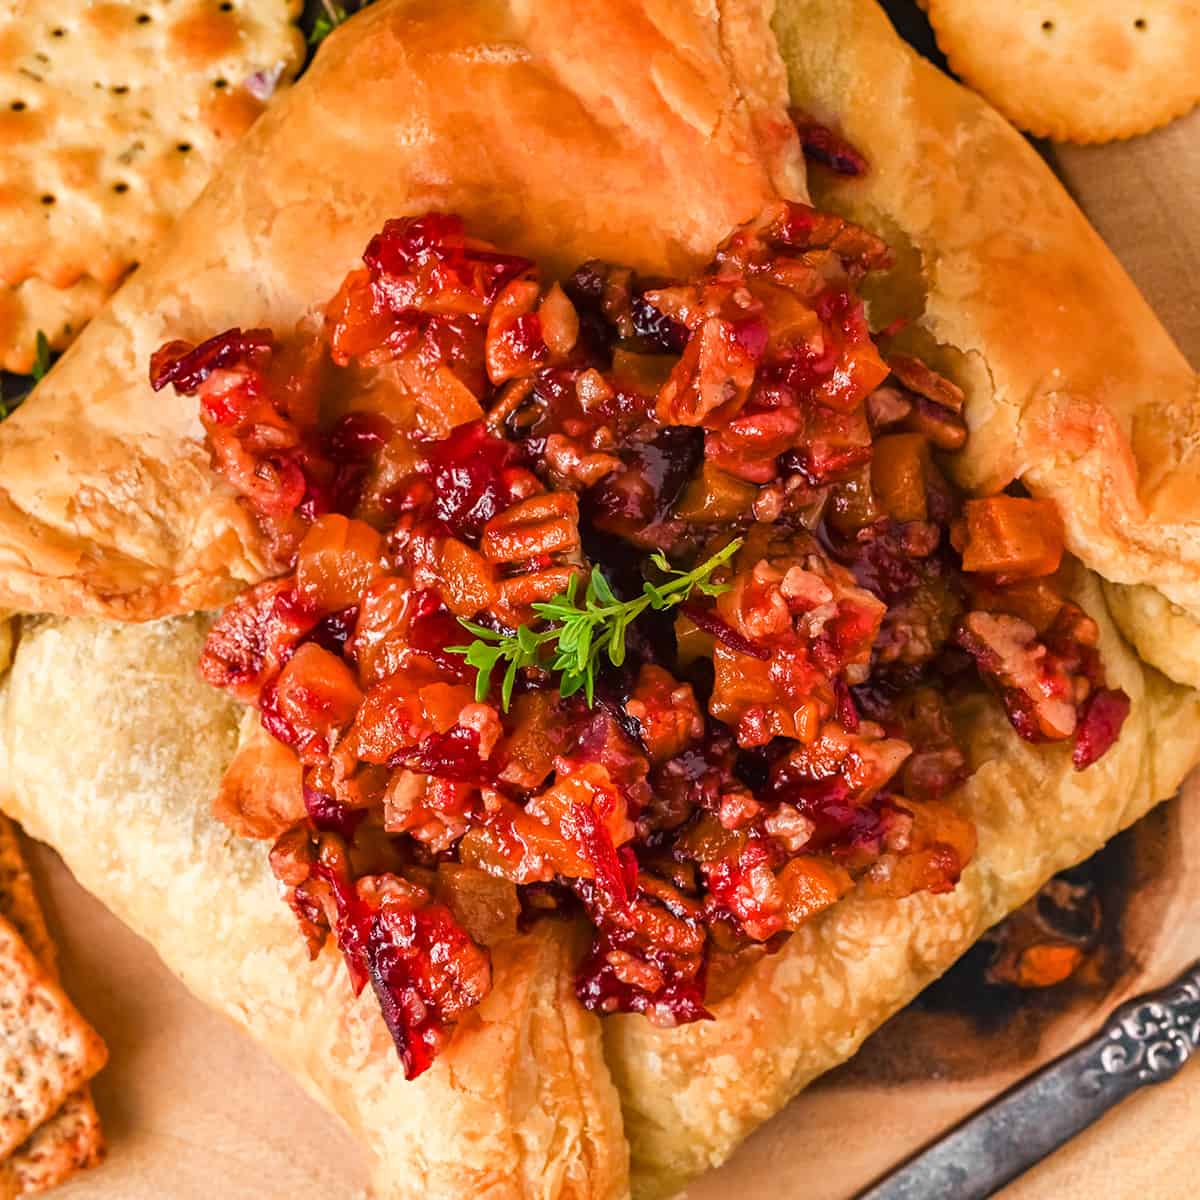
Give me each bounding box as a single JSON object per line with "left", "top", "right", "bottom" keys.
{"left": 0, "top": 0, "right": 801, "bottom": 621}
{"left": 0, "top": 615, "right": 629, "bottom": 1200}
{"left": 0, "top": 1, "right": 1198, "bottom": 1197}
{"left": 772, "top": 0, "right": 1200, "bottom": 677}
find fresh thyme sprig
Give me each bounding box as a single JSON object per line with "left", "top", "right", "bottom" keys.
{"left": 448, "top": 538, "right": 743, "bottom": 711}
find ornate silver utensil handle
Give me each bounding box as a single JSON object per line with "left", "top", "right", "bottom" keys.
{"left": 859, "top": 959, "right": 1200, "bottom": 1200}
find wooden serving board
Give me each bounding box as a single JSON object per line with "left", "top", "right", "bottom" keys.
{"left": 24, "top": 63, "right": 1200, "bottom": 1200}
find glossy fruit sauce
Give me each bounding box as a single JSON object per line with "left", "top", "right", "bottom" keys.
{"left": 152, "top": 206, "right": 1128, "bottom": 1078}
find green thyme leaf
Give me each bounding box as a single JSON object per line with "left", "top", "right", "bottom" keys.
{"left": 30, "top": 331, "right": 51, "bottom": 383}
{"left": 308, "top": 1, "right": 347, "bottom": 45}
{"left": 451, "top": 537, "right": 742, "bottom": 711}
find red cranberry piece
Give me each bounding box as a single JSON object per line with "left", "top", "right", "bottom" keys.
{"left": 790, "top": 109, "right": 869, "bottom": 176}
{"left": 303, "top": 787, "right": 367, "bottom": 840}
{"left": 199, "top": 580, "right": 317, "bottom": 703}
{"left": 305, "top": 606, "right": 359, "bottom": 657}
{"left": 406, "top": 589, "right": 474, "bottom": 680}
{"left": 328, "top": 412, "right": 394, "bottom": 463}
{"left": 365, "top": 901, "right": 490, "bottom": 1080}
{"left": 681, "top": 603, "right": 769, "bottom": 661}
{"left": 364, "top": 214, "right": 532, "bottom": 309}
{"left": 631, "top": 293, "right": 689, "bottom": 354}
{"left": 574, "top": 931, "right": 712, "bottom": 1025}
{"left": 1072, "top": 688, "right": 1130, "bottom": 770}
{"left": 388, "top": 724, "right": 494, "bottom": 785}
{"left": 419, "top": 419, "right": 523, "bottom": 541}
{"left": 834, "top": 677, "right": 860, "bottom": 732}
{"left": 149, "top": 328, "right": 273, "bottom": 393}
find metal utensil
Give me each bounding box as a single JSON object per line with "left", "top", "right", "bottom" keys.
{"left": 859, "top": 959, "right": 1200, "bottom": 1200}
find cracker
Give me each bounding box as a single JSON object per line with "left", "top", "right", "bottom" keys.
{"left": 4, "top": 1090, "right": 104, "bottom": 1196}
{"left": 0, "top": 1, "right": 305, "bottom": 290}
{"left": 0, "top": 277, "right": 111, "bottom": 375}
{"left": 0, "top": 913, "right": 106, "bottom": 1161}
{"left": 0, "top": 820, "right": 54, "bottom": 976}
{"left": 0, "top": 817, "right": 105, "bottom": 1194}
{"left": 926, "top": 1, "right": 1200, "bottom": 143}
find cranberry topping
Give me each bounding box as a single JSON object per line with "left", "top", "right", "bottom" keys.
{"left": 170, "top": 207, "right": 1129, "bottom": 1077}
{"left": 419, "top": 420, "right": 523, "bottom": 540}
{"left": 1072, "top": 688, "right": 1130, "bottom": 770}
{"left": 681, "top": 602, "right": 770, "bottom": 660}
{"left": 789, "top": 108, "right": 869, "bottom": 177}
{"left": 149, "top": 328, "right": 273, "bottom": 393}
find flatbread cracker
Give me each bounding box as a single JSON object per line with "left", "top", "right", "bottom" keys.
{"left": 0, "top": 820, "right": 54, "bottom": 976}
{"left": 0, "top": 277, "right": 112, "bottom": 376}
{"left": 0, "top": 913, "right": 105, "bottom": 1161}
{"left": 0, "top": 0, "right": 305, "bottom": 290}
{"left": 926, "top": 1, "right": 1200, "bottom": 143}
{"left": 3, "top": 1090, "right": 104, "bottom": 1197}
{"left": 0, "top": 816, "right": 104, "bottom": 1194}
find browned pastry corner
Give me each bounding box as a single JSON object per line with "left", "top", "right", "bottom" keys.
{"left": 0, "top": 2, "right": 1196, "bottom": 1199}
{"left": 0, "top": 0, "right": 799, "bottom": 620}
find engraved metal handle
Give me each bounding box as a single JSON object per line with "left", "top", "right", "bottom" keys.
{"left": 858, "top": 960, "right": 1200, "bottom": 1200}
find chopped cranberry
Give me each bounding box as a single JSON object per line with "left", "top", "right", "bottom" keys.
{"left": 587, "top": 427, "right": 703, "bottom": 534}
{"left": 366, "top": 900, "right": 490, "bottom": 1079}
{"left": 314, "top": 862, "right": 490, "bottom": 1079}
{"left": 1072, "top": 688, "right": 1130, "bottom": 770}
{"left": 574, "top": 927, "right": 712, "bottom": 1025}
{"left": 200, "top": 580, "right": 317, "bottom": 703}
{"left": 388, "top": 724, "right": 494, "bottom": 784}
{"left": 149, "top": 328, "right": 273, "bottom": 393}
{"left": 631, "top": 292, "right": 688, "bottom": 354}
{"left": 790, "top": 109, "right": 869, "bottom": 176}
{"left": 834, "top": 677, "right": 860, "bottom": 732}
{"left": 304, "top": 787, "right": 367, "bottom": 840}
{"left": 328, "top": 411, "right": 394, "bottom": 463}
{"left": 681, "top": 603, "right": 769, "bottom": 660}
{"left": 364, "top": 213, "right": 532, "bottom": 311}
{"left": 406, "top": 589, "right": 474, "bottom": 679}
{"left": 780, "top": 441, "right": 873, "bottom": 485}
{"left": 828, "top": 521, "right": 924, "bottom": 602}
{"left": 306, "top": 606, "right": 360, "bottom": 657}
{"left": 571, "top": 803, "right": 630, "bottom": 914}
{"left": 419, "top": 420, "right": 523, "bottom": 541}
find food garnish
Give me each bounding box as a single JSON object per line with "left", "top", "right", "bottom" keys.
{"left": 29, "top": 331, "right": 50, "bottom": 383}
{"left": 448, "top": 541, "right": 741, "bottom": 709}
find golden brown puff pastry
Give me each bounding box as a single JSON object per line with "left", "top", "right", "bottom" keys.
{"left": 0, "top": 0, "right": 802, "bottom": 621}
{"left": 0, "top": 0, "right": 1198, "bottom": 1198}
{"left": 770, "top": 0, "right": 1200, "bottom": 680}
{"left": 0, "top": 615, "right": 629, "bottom": 1200}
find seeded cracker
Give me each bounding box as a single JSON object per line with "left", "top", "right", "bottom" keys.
{"left": 926, "top": 1, "right": 1200, "bottom": 143}
{"left": 0, "top": 817, "right": 104, "bottom": 1194}
{"left": 0, "top": 912, "right": 106, "bottom": 1163}
{"left": 0, "top": 0, "right": 305, "bottom": 371}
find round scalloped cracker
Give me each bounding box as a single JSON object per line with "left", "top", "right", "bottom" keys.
{"left": 0, "top": 0, "right": 305, "bottom": 291}
{"left": 926, "top": 0, "right": 1200, "bottom": 143}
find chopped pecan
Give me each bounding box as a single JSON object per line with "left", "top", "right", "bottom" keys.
{"left": 481, "top": 491, "right": 581, "bottom": 563}
{"left": 887, "top": 353, "right": 964, "bottom": 413}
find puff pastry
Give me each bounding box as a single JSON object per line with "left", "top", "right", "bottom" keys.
{"left": 0, "top": 2, "right": 1198, "bottom": 1199}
